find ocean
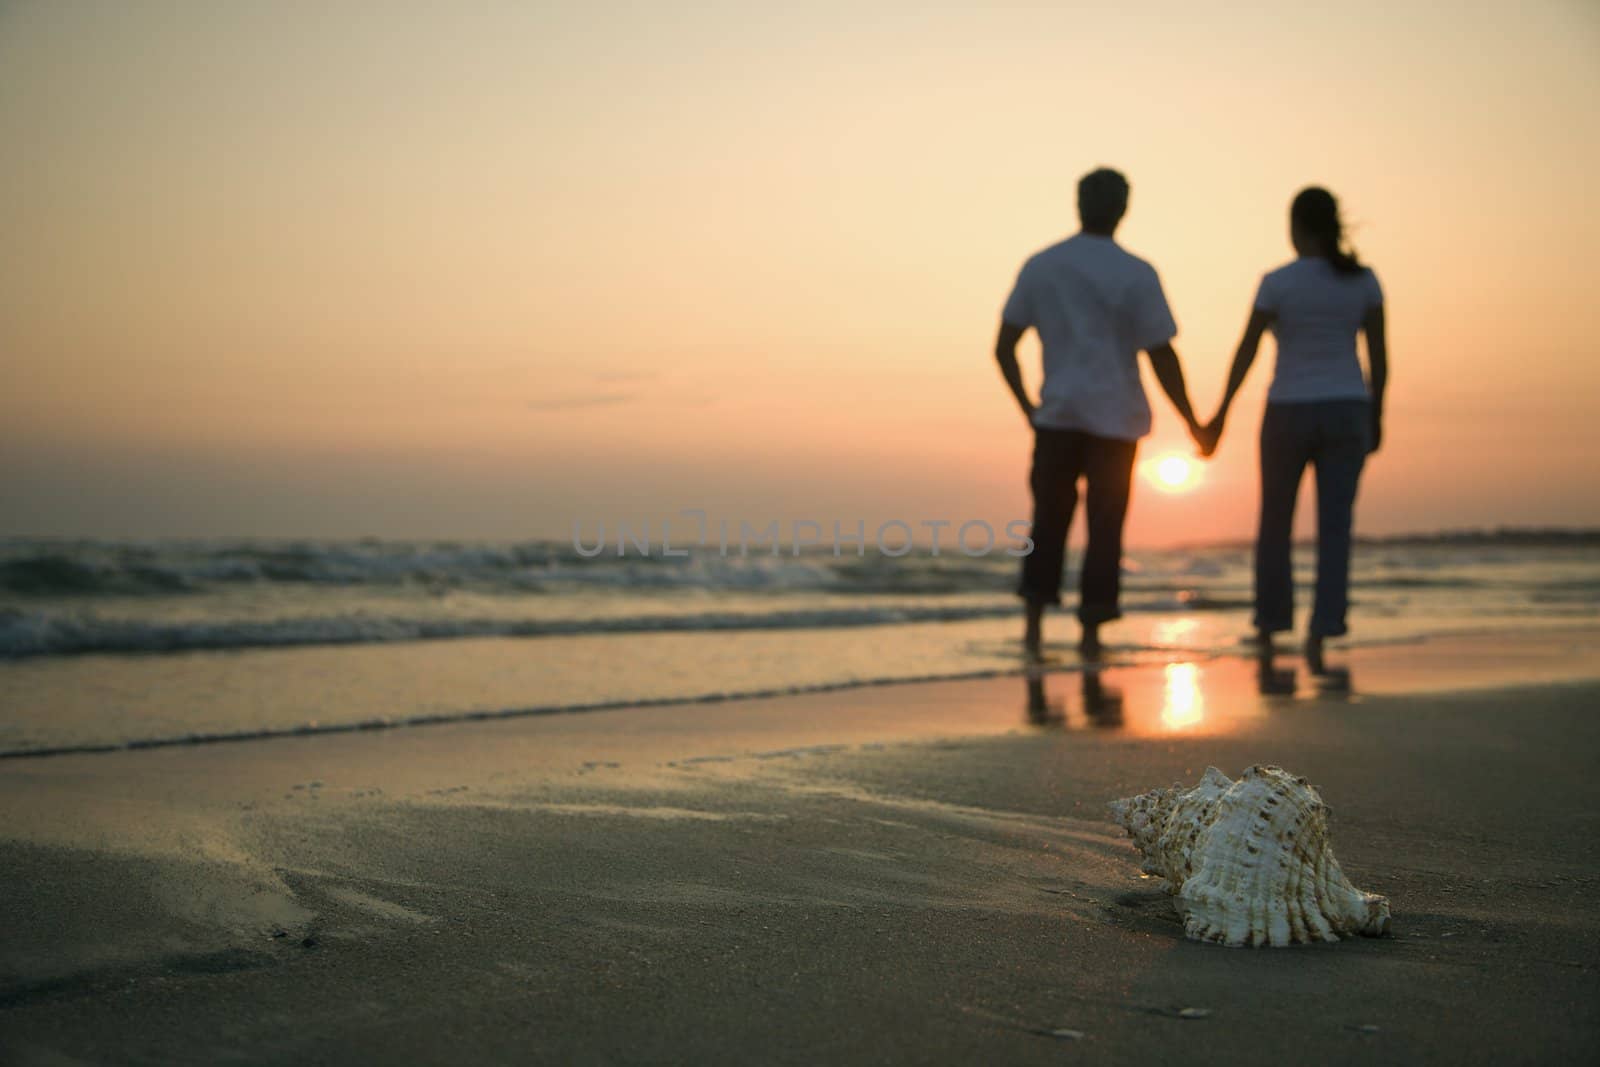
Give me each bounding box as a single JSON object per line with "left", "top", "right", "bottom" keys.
{"left": 2, "top": 536, "right": 1596, "bottom": 756}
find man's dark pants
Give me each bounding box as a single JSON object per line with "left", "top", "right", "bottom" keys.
{"left": 1017, "top": 426, "right": 1137, "bottom": 624}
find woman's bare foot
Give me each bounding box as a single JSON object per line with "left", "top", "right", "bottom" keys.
{"left": 1304, "top": 634, "right": 1326, "bottom": 674}
{"left": 1079, "top": 623, "right": 1103, "bottom": 659}
{"left": 1243, "top": 629, "right": 1276, "bottom": 653}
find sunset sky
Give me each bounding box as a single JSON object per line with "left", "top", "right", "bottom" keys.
{"left": 3, "top": 1, "right": 1598, "bottom": 546}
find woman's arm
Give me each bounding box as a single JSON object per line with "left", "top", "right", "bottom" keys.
{"left": 1205, "top": 309, "right": 1274, "bottom": 452}
{"left": 1363, "top": 304, "right": 1387, "bottom": 453}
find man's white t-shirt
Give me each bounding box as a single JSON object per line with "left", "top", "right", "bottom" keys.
{"left": 1253, "top": 258, "right": 1384, "bottom": 404}
{"left": 1001, "top": 234, "right": 1177, "bottom": 441}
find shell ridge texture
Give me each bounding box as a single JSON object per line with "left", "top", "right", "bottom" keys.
{"left": 1109, "top": 764, "right": 1391, "bottom": 947}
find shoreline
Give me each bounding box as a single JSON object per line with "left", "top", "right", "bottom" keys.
{"left": 3, "top": 628, "right": 1598, "bottom": 1063}
{"left": 6, "top": 623, "right": 1600, "bottom": 761}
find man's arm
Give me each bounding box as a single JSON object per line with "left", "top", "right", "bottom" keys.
{"left": 1206, "top": 309, "right": 1274, "bottom": 453}
{"left": 995, "top": 320, "right": 1035, "bottom": 423}
{"left": 1145, "top": 342, "right": 1202, "bottom": 445}
{"left": 1363, "top": 304, "right": 1387, "bottom": 453}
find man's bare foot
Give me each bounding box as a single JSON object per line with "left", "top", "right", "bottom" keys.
{"left": 1243, "top": 630, "right": 1276, "bottom": 653}
{"left": 1023, "top": 602, "right": 1044, "bottom": 659}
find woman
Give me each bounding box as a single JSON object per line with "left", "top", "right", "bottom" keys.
{"left": 1204, "top": 187, "right": 1388, "bottom": 668}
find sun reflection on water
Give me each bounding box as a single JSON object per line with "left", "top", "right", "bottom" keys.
{"left": 1024, "top": 657, "right": 1274, "bottom": 737}
{"left": 1161, "top": 662, "right": 1206, "bottom": 731}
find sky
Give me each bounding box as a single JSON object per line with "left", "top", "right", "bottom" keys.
{"left": 2, "top": 0, "right": 1598, "bottom": 546}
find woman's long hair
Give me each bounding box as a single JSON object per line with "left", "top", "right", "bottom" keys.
{"left": 1291, "top": 187, "right": 1363, "bottom": 275}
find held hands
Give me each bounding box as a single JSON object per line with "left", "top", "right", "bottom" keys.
{"left": 1189, "top": 414, "right": 1223, "bottom": 459}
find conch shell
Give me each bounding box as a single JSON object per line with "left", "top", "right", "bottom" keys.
{"left": 1109, "top": 765, "right": 1390, "bottom": 947}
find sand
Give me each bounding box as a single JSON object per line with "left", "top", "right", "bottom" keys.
{"left": 2, "top": 630, "right": 1599, "bottom": 1064}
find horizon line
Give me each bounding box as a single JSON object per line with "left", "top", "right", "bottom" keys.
{"left": 2, "top": 525, "right": 1598, "bottom": 554}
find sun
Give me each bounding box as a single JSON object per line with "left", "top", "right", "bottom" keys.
{"left": 1144, "top": 452, "right": 1201, "bottom": 493}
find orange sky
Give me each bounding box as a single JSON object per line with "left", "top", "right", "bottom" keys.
{"left": 3, "top": 2, "right": 1598, "bottom": 545}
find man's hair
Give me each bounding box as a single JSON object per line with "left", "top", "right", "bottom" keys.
{"left": 1078, "top": 168, "right": 1129, "bottom": 231}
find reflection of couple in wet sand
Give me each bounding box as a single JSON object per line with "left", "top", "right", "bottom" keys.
{"left": 1025, "top": 642, "right": 1353, "bottom": 728}
{"left": 996, "top": 167, "right": 1387, "bottom": 673}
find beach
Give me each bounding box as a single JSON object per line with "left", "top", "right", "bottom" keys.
{"left": 7, "top": 2, "right": 1600, "bottom": 1063}
{"left": 3, "top": 629, "right": 1598, "bottom": 1065}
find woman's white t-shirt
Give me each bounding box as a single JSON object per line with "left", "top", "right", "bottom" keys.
{"left": 1254, "top": 257, "right": 1383, "bottom": 404}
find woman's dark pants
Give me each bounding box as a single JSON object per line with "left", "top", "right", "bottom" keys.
{"left": 1254, "top": 399, "right": 1370, "bottom": 638}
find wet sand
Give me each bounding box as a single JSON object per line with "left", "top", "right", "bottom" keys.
{"left": 2, "top": 630, "right": 1598, "bottom": 1064}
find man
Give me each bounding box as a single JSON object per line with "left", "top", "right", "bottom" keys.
{"left": 996, "top": 167, "right": 1206, "bottom": 657}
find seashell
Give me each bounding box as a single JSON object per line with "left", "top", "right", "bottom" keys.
{"left": 1109, "top": 765, "right": 1390, "bottom": 947}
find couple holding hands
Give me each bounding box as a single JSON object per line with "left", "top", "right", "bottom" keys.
{"left": 996, "top": 168, "right": 1387, "bottom": 667}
